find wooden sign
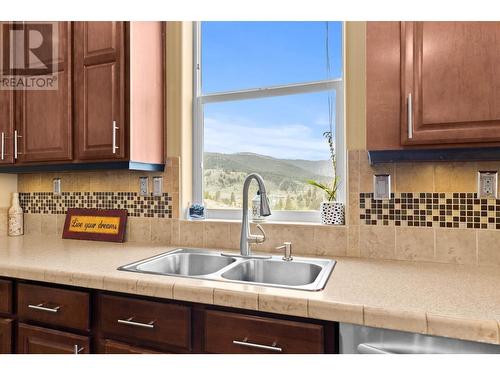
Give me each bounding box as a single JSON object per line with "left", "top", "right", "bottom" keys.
{"left": 62, "top": 208, "right": 128, "bottom": 243}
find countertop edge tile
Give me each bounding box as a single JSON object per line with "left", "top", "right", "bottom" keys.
{"left": 136, "top": 279, "right": 174, "bottom": 300}
{"left": 364, "top": 306, "right": 427, "bottom": 334}
{"left": 102, "top": 275, "right": 139, "bottom": 295}
{"left": 172, "top": 282, "right": 214, "bottom": 304}
{"left": 308, "top": 299, "right": 364, "bottom": 325}
{"left": 258, "top": 293, "right": 308, "bottom": 317}
{"left": 427, "top": 313, "right": 499, "bottom": 344}
{"left": 213, "top": 288, "right": 259, "bottom": 311}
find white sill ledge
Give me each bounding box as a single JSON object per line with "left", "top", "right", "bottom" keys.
{"left": 202, "top": 208, "right": 331, "bottom": 224}
{"left": 181, "top": 218, "right": 346, "bottom": 227}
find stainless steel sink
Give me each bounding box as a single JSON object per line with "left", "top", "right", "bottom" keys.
{"left": 120, "top": 249, "right": 236, "bottom": 276}
{"left": 137, "top": 251, "right": 236, "bottom": 276}
{"left": 118, "top": 248, "right": 336, "bottom": 291}
{"left": 221, "top": 259, "right": 323, "bottom": 286}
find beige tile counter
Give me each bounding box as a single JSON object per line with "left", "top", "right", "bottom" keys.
{"left": 1, "top": 235, "right": 500, "bottom": 345}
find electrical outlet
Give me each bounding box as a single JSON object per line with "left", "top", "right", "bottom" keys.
{"left": 139, "top": 177, "right": 149, "bottom": 196}
{"left": 53, "top": 178, "right": 61, "bottom": 196}
{"left": 478, "top": 171, "right": 498, "bottom": 198}
{"left": 373, "top": 174, "right": 391, "bottom": 200}
{"left": 153, "top": 176, "right": 163, "bottom": 197}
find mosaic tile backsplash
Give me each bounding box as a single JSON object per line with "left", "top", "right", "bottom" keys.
{"left": 360, "top": 192, "right": 500, "bottom": 229}
{"left": 19, "top": 192, "right": 172, "bottom": 218}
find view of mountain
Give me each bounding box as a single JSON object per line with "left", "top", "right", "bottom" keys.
{"left": 203, "top": 152, "right": 334, "bottom": 210}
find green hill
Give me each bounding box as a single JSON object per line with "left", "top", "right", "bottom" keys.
{"left": 203, "top": 152, "right": 334, "bottom": 210}
{"left": 204, "top": 152, "right": 333, "bottom": 185}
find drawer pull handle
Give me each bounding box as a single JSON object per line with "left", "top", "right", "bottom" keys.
{"left": 117, "top": 317, "right": 155, "bottom": 329}
{"left": 232, "top": 337, "right": 283, "bottom": 352}
{"left": 28, "top": 303, "right": 61, "bottom": 313}
{"left": 74, "top": 345, "right": 85, "bottom": 354}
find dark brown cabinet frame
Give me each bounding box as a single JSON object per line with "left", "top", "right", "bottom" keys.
{"left": 0, "top": 277, "right": 338, "bottom": 354}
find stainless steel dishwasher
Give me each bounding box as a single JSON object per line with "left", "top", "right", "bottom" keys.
{"left": 340, "top": 323, "right": 500, "bottom": 354}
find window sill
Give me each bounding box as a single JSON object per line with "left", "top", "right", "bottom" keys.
{"left": 204, "top": 208, "right": 327, "bottom": 223}
{"left": 182, "top": 217, "right": 346, "bottom": 228}
{"left": 182, "top": 209, "right": 345, "bottom": 227}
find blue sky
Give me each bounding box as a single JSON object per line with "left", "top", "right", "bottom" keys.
{"left": 202, "top": 22, "right": 342, "bottom": 161}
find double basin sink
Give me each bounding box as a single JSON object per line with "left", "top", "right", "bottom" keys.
{"left": 118, "top": 248, "right": 336, "bottom": 291}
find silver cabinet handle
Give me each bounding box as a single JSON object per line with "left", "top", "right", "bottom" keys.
{"left": 357, "top": 343, "right": 392, "bottom": 354}
{"left": 117, "top": 317, "right": 155, "bottom": 329}
{"left": 233, "top": 338, "right": 283, "bottom": 352}
{"left": 28, "top": 303, "right": 61, "bottom": 313}
{"left": 1, "top": 132, "right": 4, "bottom": 160}
{"left": 112, "top": 120, "right": 119, "bottom": 154}
{"left": 74, "top": 345, "right": 85, "bottom": 354}
{"left": 407, "top": 93, "right": 413, "bottom": 139}
{"left": 14, "top": 130, "right": 22, "bottom": 159}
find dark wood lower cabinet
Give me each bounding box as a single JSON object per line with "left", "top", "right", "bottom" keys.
{"left": 0, "top": 279, "right": 337, "bottom": 354}
{"left": 99, "top": 339, "right": 166, "bottom": 354}
{"left": 97, "top": 294, "right": 191, "bottom": 351}
{"left": 17, "top": 324, "right": 90, "bottom": 354}
{"left": 0, "top": 319, "right": 13, "bottom": 354}
{"left": 0, "top": 280, "right": 12, "bottom": 314}
{"left": 204, "top": 310, "right": 325, "bottom": 354}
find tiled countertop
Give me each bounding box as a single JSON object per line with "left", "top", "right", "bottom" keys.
{"left": 1, "top": 235, "right": 500, "bottom": 345}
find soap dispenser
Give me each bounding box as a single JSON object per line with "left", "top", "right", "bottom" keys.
{"left": 8, "top": 192, "right": 23, "bottom": 236}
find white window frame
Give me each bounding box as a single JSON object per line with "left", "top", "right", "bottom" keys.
{"left": 192, "top": 22, "right": 345, "bottom": 223}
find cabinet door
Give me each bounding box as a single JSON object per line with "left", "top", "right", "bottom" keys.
{"left": 402, "top": 22, "right": 500, "bottom": 145}
{"left": 0, "top": 319, "right": 12, "bottom": 354}
{"left": 0, "top": 23, "right": 15, "bottom": 165}
{"left": 15, "top": 21, "right": 72, "bottom": 163}
{"left": 17, "top": 323, "right": 89, "bottom": 354}
{"left": 74, "top": 21, "right": 126, "bottom": 161}
{"left": 100, "top": 339, "right": 165, "bottom": 354}
{"left": 0, "top": 91, "right": 14, "bottom": 164}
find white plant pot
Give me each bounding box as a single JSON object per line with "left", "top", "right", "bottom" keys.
{"left": 320, "top": 201, "right": 345, "bottom": 225}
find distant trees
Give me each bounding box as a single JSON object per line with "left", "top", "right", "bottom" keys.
{"left": 203, "top": 167, "right": 329, "bottom": 211}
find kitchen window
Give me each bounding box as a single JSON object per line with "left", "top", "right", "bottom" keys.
{"left": 193, "top": 21, "right": 345, "bottom": 222}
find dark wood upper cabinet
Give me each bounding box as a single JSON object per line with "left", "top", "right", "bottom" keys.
{"left": 74, "top": 21, "right": 125, "bottom": 161}
{"left": 0, "top": 22, "right": 15, "bottom": 165}
{"left": 367, "top": 21, "right": 500, "bottom": 151}
{"left": 0, "top": 91, "right": 14, "bottom": 165}
{"left": 74, "top": 21, "right": 165, "bottom": 165}
{"left": 0, "top": 21, "right": 164, "bottom": 171}
{"left": 15, "top": 22, "right": 72, "bottom": 163}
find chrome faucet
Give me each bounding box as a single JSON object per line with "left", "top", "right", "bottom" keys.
{"left": 240, "top": 173, "right": 271, "bottom": 256}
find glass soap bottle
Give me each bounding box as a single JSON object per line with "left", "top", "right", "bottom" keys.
{"left": 8, "top": 192, "right": 23, "bottom": 236}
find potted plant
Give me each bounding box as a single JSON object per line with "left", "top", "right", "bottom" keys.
{"left": 307, "top": 131, "right": 345, "bottom": 225}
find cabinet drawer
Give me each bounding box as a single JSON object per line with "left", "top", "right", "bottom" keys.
{"left": 100, "top": 339, "right": 166, "bottom": 354}
{"left": 204, "top": 310, "right": 324, "bottom": 354}
{"left": 17, "top": 283, "right": 90, "bottom": 331}
{"left": 0, "top": 318, "right": 12, "bottom": 354}
{"left": 98, "top": 294, "right": 191, "bottom": 350}
{"left": 18, "top": 323, "right": 89, "bottom": 354}
{"left": 0, "top": 280, "right": 12, "bottom": 314}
